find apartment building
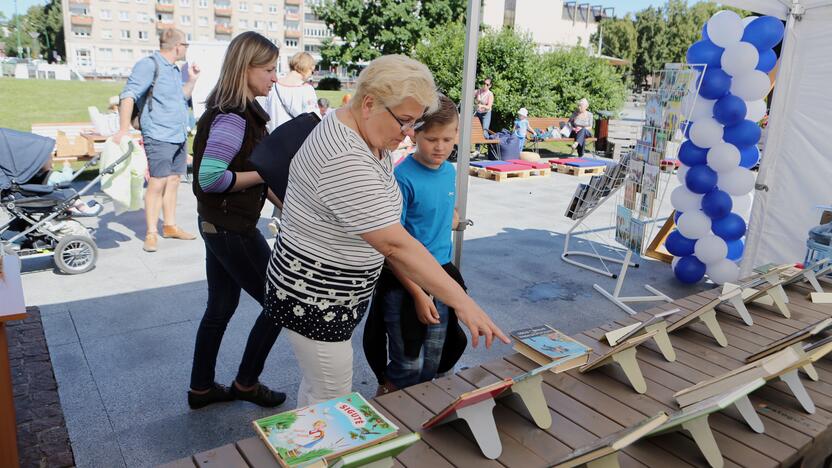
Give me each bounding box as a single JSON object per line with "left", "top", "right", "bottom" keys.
{"left": 482, "top": 0, "right": 611, "bottom": 52}
{"left": 62, "top": 0, "right": 331, "bottom": 77}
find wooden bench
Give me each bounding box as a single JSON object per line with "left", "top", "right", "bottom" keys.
{"left": 471, "top": 118, "right": 501, "bottom": 160}
{"left": 526, "top": 117, "right": 597, "bottom": 153}
{"left": 159, "top": 280, "right": 832, "bottom": 468}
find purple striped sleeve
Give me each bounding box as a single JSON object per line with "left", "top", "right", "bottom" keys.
{"left": 198, "top": 113, "right": 247, "bottom": 193}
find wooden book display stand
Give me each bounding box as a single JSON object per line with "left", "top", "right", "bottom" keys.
{"left": 580, "top": 331, "right": 658, "bottom": 394}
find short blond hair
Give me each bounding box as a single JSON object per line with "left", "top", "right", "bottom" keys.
{"left": 352, "top": 55, "right": 438, "bottom": 113}
{"left": 289, "top": 52, "right": 316, "bottom": 75}
{"left": 159, "top": 28, "right": 185, "bottom": 50}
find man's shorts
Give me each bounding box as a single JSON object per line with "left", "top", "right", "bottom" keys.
{"left": 143, "top": 137, "right": 188, "bottom": 178}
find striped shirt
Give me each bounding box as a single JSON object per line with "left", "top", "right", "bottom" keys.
{"left": 264, "top": 111, "right": 403, "bottom": 341}
{"left": 197, "top": 113, "right": 245, "bottom": 193}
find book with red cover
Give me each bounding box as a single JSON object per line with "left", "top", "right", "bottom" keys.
{"left": 421, "top": 379, "right": 513, "bottom": 429}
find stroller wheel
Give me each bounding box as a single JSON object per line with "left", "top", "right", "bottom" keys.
{"left": 54, "top": 235, "right": 98, "bottom": 274}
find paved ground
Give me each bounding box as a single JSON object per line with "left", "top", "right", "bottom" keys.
{"left": 22, "top": 149, "right": 706, "bottom": 467}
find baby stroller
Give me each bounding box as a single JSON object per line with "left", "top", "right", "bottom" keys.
{"left": 0, "top": 128, "right": 132, "bottom": 274}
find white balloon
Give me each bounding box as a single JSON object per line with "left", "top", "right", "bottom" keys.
{"left": 689, "top": 118, "right": 724, "bottom": 148}
{"left": 682, "top": 93, "right": 716, "bottom": 121}
{"left": 677, "top": 164, "right": 689, "bottom": 184}
{"left": 741, "top": 15, "right": 758, "bottom": 27}
{"left": 695, "top": 235, "right": 729, "bottom": 264}
{"left": 731, "top": 192, "right": 754, "bottom": 219}
{"left": 707, "top": 258, "right": 740, "bottom": 284}
{"left": 708, "top": 10, "right": 743, "bottom": 47}
{"left": 707, "top": 142, "right": 741, "bottom": 172}
{"left": 719, "top": 167, "right": 756, "bottom": 195}
{"left": 671, "top": 185, "right": 704, "bottom": 212}
{"left": 745, "top": 99, "right": 767, "bottom": 122}
{"left": 730, "top": 70, "right": 771, "bottom": 101}
{"left": 677, "top": 211, "right": 712, "bottom": 240}
{"left": 721, "top": 42, "right": 759, "bottom": 77}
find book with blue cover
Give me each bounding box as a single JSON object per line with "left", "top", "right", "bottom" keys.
{"left": 253, "top": 392, "right": 398, "bottom": 467}
{"left": 511, "top": 325, "right": 591, "bottom": 372}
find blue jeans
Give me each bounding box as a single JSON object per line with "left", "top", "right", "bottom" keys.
{"left": 475, "top": 111, "right": 492, "bottom": 135}
{"left": 571, "top": 128, "right": 593, "bottom": 157}
{"left": 381, "top": 287, "right": 450, "bottom": 389}
{"left": 189, "top": 219, "right": 282, "bottom": 391}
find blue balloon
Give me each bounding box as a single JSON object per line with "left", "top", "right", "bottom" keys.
{"left": 686, "top": 164, "right": 718, "bottom": 194}
{"left": 674, "top": 211, "right": 683, "bottom": 224}
{"left": 739, "top": 145, "right": 760, "bottom": 168}
{"left": 742, "top": 16, "right": 785, "bottom": 51}
{"left": 698, "top": 67, "right": 732, "bottom": 100}
{"left": 666, "top": 230, "right": 697, "bottom": 257}
{"left": 726, "top": 239, "right": 745, "bottom": 261}
{"left": 674, "top": 256, "right": 706, "bottom": 284}
{"left": 701, "top": 190, "right": 733, "bottom": 219}
{"left": 723, "top": 120, "right": 762, "bottom": 148}
{"left": 756, "top": 48, "right": 777, "bottom": 72}
{"left": 712, "top": 213, "right": 747, "bottom": 241}
{"left": 678, "top": 140, "right": 708, "bottom": 166}
{"left": 713, "top": 94, "right": 747, "bottom": 126}
{"left": 686, "top": 40, "right": 724, "bottom": 69}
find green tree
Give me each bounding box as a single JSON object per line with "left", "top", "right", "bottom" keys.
{"left": 590, "top": 15, "right": 637, "bottom": 63}
{"left": 2, "top": 1, "right": 63, "bottom": 61}
{"left": 541, "top": 47, "right": 628, "bottom": 116}
{"left": 315, "top": 0, "right": 465, "bottom": 67}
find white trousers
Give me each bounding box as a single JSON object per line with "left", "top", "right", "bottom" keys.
{"left": 286, "top": 329, "right": 353, "bottom": 406}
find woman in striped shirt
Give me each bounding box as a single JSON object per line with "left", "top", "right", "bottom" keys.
{"left": 264, "top": 55, "right": 510, "bottom": 406}
{"left": 188, "top": 32, "right": 287, "bottom": 410}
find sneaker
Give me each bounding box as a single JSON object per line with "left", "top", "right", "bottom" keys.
{"left": 162, "top": 225, "right": 197, "bottom": 240}
{"left": 143, "top": 232, "right": 158, "bottom": 252}
{"left": 230, "top": 382, "right": 286, "bottom": 408}
{"left": 188, "top": 382, "right": 235, "bottom": 410}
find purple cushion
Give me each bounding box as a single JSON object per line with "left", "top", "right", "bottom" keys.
{"left": 470, "top": 161, "right": 509, "bottom": 168}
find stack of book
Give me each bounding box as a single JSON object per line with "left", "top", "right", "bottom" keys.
{"left": 511, "top": 324, "right": 592, "bottom": 372}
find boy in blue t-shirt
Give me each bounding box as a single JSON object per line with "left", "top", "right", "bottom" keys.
{"left": 366, "top": 94, "right": 466, "bottom": 393}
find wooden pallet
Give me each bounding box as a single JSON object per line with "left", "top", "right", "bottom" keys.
{"left": 469, "top": 167, "right": 550, "bottom": 182}
{"left": 551, "top": 163, "right": 606, "bottom": 176}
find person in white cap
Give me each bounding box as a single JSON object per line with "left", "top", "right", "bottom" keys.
{"left": 513, "top": 107, "right": 529, "bottom": 153}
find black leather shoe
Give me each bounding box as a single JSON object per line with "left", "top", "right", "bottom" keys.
{"left": 187, "top": 383, "right": 234, "bottom": 409}
{"left": 230, "top": 382, "right": 287, "bottom": 408}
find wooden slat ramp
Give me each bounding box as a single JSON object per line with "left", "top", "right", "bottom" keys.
{"left": 159, "top": 280, "right": 832, "bottom": 467}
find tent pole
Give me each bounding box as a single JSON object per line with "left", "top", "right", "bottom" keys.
{"left": 452, "top": 0, "right": 482, "bottom": 269}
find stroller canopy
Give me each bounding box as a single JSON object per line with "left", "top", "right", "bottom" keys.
{"left": 0, "top": 128, "right": 55, "bottom": 191}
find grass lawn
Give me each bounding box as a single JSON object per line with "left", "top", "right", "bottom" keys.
{"left": 0, "top": 77, "right": 350, "bottom": 133}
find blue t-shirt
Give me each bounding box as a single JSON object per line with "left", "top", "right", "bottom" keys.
{"left": 514, "top": 119, "right": 529, "bottom": 140}
{"left": 395, "top": 156, "right": 456, "bottom": 265}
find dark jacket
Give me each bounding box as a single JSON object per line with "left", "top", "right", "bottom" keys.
{"left": 363, "top": 262, "right": 468, "bottom": 385}
{"left": 192, "top": 100, "right": 269, "bottom": 233}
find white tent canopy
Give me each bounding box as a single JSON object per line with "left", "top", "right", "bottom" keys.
{"left": 453, "top": 0, "right": 832, "bottom": 273}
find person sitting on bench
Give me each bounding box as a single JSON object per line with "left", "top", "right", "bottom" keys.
{"left": 568, "top": 98, "right": 594, "bottom": 157}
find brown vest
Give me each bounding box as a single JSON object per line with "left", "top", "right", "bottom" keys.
{"left": 192, "top": 100, "right": 269, "bottom": 233}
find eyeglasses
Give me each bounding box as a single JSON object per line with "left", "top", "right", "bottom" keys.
{"left": 385, "top": 106, "right": 425, "bottom": 133}
{"left": 178, "top": 42, "right": 190, "bottom": 47}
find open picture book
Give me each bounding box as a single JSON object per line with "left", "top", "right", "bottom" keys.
{"left": 551, "top": 412, "right": 669, "bottom": 468}
{"left": 253, "top": 392, "right": 398, "bottom": 468}
{"left": 511, "top": 325, "right": 591, "bottom": 372}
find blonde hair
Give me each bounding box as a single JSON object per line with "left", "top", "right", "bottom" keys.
{"left": 159, "top": 29, "right": 184, "bottom": 51}
{"left": 579, "top": 98, "right": 589, "bottom": 108}
{"left": 352, "top": 55, "right": 438, "bottom": 113}
{"left": 206, "top": 32, "right": 279, "bottom": 113}
{"left": 289, "top": 52, "right": 316, "bottom": 75}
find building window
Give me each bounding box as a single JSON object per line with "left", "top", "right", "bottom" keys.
{"left": 268, "top": 21, "right": 277, "bottom": 31}
{"left": 72, "top": 28, "right": 91, "bottom": 37}
{"left": 119, "top": 11, "right": 130, "bottom": 21}
{"left": 100, "top": 9, "right": 111, "bottom": 19}
{"left": 138, "top": 30, "right": 149, "bottom": 40}
{"left": 239, "top": 2, "right": 247, "bottom": 11}
{"left": 198, "top": 16, "right": 208, "bottom": 26}
{"left": 136, "top": 0, "right": 148, "bottom": 3}
{"left": 254, "top": 20, "right": 263, "bottom": 30}
{"left": 75, "top": 49, "right": 92, "bottom": 67}
{"left": 253, "top": 3, "right": 262, "bottom": 12}
{"left": 102, "top": 29, "right": 113, "bottom": 39}
{"left": 120, "top": 48, "right": 133, "bottom": 59}
{"left": 199, "top": 0, "right": 207, "bottom": 6}
{"left": 186, "top": 32, "right": 192, "bottom": 41}
{"left": 99, "top": 47, "right": 113, "bottom": 59}
{"left": 137, "top": 13, "right": 149, "bottom": 22}
{"left": 180, "top": 15, "right": 191, "bottom": 25}
{"left": 268, "top": 4, "right": 277, "bottom": 13}
{"left": 121, "top": 29, "right": 131, "bottom": 39}
{"left": 180, "top": 0, "right": 190, "bottom": 5}
{"left": 239, "top": 19, "right": 248, "bottom": 28}
{"left": 503, "top": 0, "right": 516, "bottom": 28}
{"left": 284, "top": 39, "right": 298, "bottom": 48}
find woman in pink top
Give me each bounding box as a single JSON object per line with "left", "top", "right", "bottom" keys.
{"left": 474, "top": 77, "right": 494, "bottom": 134}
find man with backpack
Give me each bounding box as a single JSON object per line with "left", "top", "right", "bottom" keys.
{"left": 115, "top": 28, "right": 200, "bottom": 252}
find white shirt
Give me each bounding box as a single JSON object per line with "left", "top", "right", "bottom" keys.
{"left": 265, "top": 81, "right": 319, "bottom": 132}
